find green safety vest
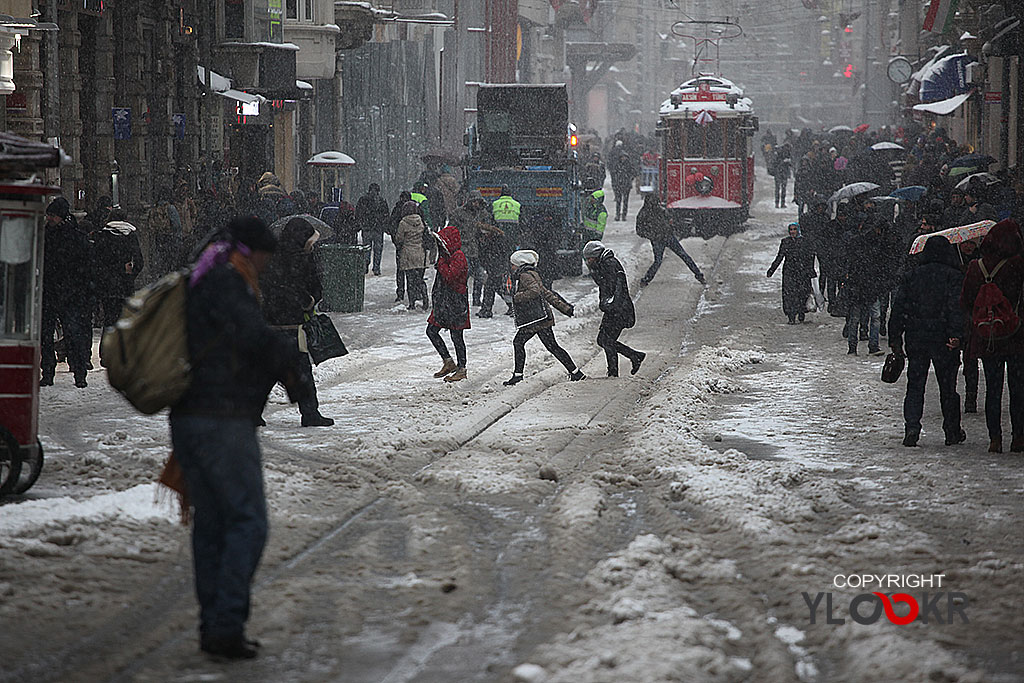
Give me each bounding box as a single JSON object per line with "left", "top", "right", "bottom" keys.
{"left": 492, "top": 195, "right": 521, "bottom": 222}
{"left": 583, "top": 192, "right": 607, "bottom": 235}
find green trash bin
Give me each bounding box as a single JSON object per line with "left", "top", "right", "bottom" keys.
{"left": 317, "top": 244, "right": 371, "bottom": 313}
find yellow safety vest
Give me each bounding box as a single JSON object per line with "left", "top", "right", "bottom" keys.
{"left": 492, "top": 195, "right": 521, "bottom": 222}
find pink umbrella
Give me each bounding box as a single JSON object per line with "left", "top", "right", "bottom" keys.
{"left": 909, "top": 220, "right": 996, "bottom": 254}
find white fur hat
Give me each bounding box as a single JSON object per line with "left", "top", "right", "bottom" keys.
{"left": 509, "top": 249, "right": 539, "bottom": 267}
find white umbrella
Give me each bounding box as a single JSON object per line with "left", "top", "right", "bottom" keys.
{"left": 955, "top": 172, "right": 1000, "bottom": 190}
{"left": 829, "top": 125, "right": 853, "bottom": 134}
{"left": 871, "top": 141, "right": 904, "bottom": 151}
{"left": 828, "top": 182, "right": 881, "bottom": 204}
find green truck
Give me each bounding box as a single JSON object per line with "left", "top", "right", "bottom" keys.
{"left": 464, "top": 83, "right": 584, "bottom": 276}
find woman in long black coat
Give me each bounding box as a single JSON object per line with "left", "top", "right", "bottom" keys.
{"left": 767, "top": 222, "right": 816, "bottom": 323}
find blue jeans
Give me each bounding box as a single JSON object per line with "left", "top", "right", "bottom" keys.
{"left": 847, "top": 298, "right": 880, "bottom": 351}
{"left": 642, "top": 236, "right": 702, "bottom": 284}
{"left": 362, "top": 230, "right": 384, "bottom": 274}
{"left": 169, "top": 415, "right": 267, "bottom": 640}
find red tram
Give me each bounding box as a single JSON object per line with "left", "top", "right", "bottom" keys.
{"left": 657, "top": 74, "right": 758, "bottom": 236}
{"left": 0, "top": 135, "right": 62, "bottom": 495}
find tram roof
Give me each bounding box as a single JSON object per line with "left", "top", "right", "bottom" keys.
{"left": 659, "top": 74, "right": 752, "bottom": 118}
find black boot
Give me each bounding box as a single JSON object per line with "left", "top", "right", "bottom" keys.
{"left": 631, "top": 352, "right": 646, "bottom": 375}
{"left": 201, "top": 634, "right": 258, "bottom": 660}
{"left": 301, "top": 413, "right": 335, "bottom": 427}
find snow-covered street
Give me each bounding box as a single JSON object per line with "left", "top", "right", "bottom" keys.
{"left": 2, "top": 183, "right": 1022, "bottom": 683}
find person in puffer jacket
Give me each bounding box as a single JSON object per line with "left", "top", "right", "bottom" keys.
{"left": 503, "top": 250, "right": 585, "bottom": 386}
{"left": 427, "top": 225, "right": 471, "bottom": 382}
{"left": 889, "top": 235, "right": 965, "bottom": 448}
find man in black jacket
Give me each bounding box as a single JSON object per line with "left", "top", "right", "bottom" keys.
{"left": 583, "top": 240, "right": 645, "bottom": 377}
{"left": 636, "top": 192, "right": 705, "bottom": 286}
{"left": 170, "top": 216, "right": 313, "bottom": 660}
{"left": 260, "top": 217, "right": 333, "bottom": 427}
{"left": 40, "top": 197, "right": 93, "bottom": 388}
{"left": 355, "top": 183, "right": 390, "bottom": 276}
{"left": 889, "top": 235, "right": 966, "bottom": 447}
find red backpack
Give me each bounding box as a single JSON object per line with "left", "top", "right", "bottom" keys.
{"left": 972, "top": 259, "right": 1021, "bottom": 342}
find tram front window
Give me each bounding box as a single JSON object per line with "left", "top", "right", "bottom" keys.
{"left": 0, "top": 215, "right": 36, "bottom": 339}
{"left": 684, "top": 121, "right": 724, "bottom": 159}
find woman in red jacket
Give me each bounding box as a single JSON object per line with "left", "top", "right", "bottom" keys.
{"left": 427, "top": 225, "right": 470, "bottom": 382}
{"left": 960, "top": 219, "right": 1024, "bottom": 452}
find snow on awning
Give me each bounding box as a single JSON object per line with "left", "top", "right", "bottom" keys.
{"left": 221, "top": 89, "right": 261, "bottom": 104}
{"left": 615, "top": 80, "right": 632, "bottom": 96}
{"left": 297, "top": 80, "right": 313, "bottom": 90}
{"left": 913, "top": 91, "right": 971, "bottom": 115}
{"left": 197, "top": 65, "right": 232, "bottom": 92}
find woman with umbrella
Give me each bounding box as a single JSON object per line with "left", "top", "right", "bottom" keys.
{"left": 767, "top": 222, "right": 816, "bottom": 324}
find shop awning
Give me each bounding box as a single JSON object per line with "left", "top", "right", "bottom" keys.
{"left": 220, "top": 88, "right": 261, "bottom": 104}
{"left": 913, "top": 90, "right": 971, "bottom": 115}
{"left": 919, "top": 52, "right": 973, "bottom": 102}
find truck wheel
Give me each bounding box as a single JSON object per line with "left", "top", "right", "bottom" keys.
{"left": 0, "top": 427, "right": 23, "bottom": 496}
{"left": 13, "top": 439, "right": 43, "bottom": 495}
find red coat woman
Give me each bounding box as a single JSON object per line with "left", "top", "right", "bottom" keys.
{"left": 426, "top": 225, "right": 471, "bottom": 381}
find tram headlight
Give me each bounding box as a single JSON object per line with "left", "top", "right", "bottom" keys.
{"left": 695, "top": 176, "right": 714, "bottom": 195}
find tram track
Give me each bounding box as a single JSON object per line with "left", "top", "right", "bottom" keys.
{"left": 4, "top": 229, "right": 732, "bottom": 683}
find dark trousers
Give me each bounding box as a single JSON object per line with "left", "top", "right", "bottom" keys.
{"left": 513, "top": 327, "right": 576, "bottom": 375}
{"left": 981, "top": 356, "right": 1024, "bottom": 439}
{"left": 363, "top": 230, "right": 384, "bottom": 274}
{"left": 41, "top": 300, "right": 90, "bottom": 382}
{"left": 278, "top": 329, "right": 319, "bottom": 419}
{"left": 395, "top": 257, "right": 405, "bottom": 299}
{"left": 642, "top": 237, "right": 701, "bottom": 284}
{"left": 774, "top": 176, "right": 788, "bottom": 206}
{"left": 597, "top": 319, "right": 641, "bottom": 376}
{"left": 426, "top": 324, "right": 466, "bottom": 367}
{"left": 402, "top": 268, "right": 427, "bottom": 306}
{"left": 614, "top": 185, "right": 632, "bottom": 219}
{"left": 903, "top": 343, "right": 961, "bottom": 438}
{"left": 963, "top": 356, "right": 979, "bottom": 398}
{"left": 480, "top": 257, "right": 508, "bottom": 312}
{"left": 99, "top": 296, "right": 126, "bottom": 329}
{"left": 169, "top": 415, "right": 267, "bottom": 640}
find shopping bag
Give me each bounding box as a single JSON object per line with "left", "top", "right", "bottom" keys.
{"left": 302, "top": 313, "right": 348, "bottom": 365}
{"left": 880, "top": 352, "right": 905, "bottom": 383}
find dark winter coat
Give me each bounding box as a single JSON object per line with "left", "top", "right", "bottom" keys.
{"left": 610, "top": 150, "right": 637, "bottom": 190}
{"left": 960, "top": 219, "right": 1024, "bottom": 358}
{"left": 512, "top": 264, "right": 573, "bottom": 333}
{"left": 172, "top": 261, "right": 309, "bottom": 420}
{"left": 355, "top": 190, "right": 391, "bottom": 235}
{"left": 635, "top": 199, "right": 673, "bottom": 241}
{"left": 889, "top": 236, "right": 964, "bottom": 350}
{"left": 43, "top": 215, "right": 93, "bottom": 308}
{"left": 767, "top": 235, "right": 815, "bottom": 318}
{"left": 589, "top": 249, "right": 635, "bottom": 329}
{"left": 428, "top": 225, "right": 470, "bottom": 331}
{"left": 843, "top": 221, "right": 890, "bottom": 303}
{"left": 261, "top": 221, "right": 322, "bottom": 326}
{"left": 91, "top": 221, "right": 144, "bottom": 299}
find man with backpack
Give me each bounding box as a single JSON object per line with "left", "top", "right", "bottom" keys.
{"left": 169, "top": 215, "right": 314, "bottom": 659}
{"left": 960, "top": 219, "right": 1024, "bottom": 453}
{"left": 889, "top": 235, "right": 966, "bottom": 447}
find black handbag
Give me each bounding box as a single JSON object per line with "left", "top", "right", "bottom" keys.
{"left": 302, "top": 313, "right": 348, "bottom": 365}
{"left": 881, "top": 352, "right": 905, "bottom": 383}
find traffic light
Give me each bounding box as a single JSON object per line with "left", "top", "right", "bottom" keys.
{"left": 843, "top": 64, "right": 855, "bottom": 78}
{"left": 839, "top": 11, "right": 860, "bottom": 32}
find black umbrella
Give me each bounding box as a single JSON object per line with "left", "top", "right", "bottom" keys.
{"left": 949, "top": 153, "right": 995, "bottom": 168}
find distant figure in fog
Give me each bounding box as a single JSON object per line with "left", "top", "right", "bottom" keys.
{"left": 636, "top": 192, "right": 705, "bottom": 287}
{"left": 766, "top": 222, "right": 815, "bottom": 324}
{"left": 91, "top": 207, "right": 144, "bottom": 328}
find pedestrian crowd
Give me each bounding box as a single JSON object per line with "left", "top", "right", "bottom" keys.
{"left": 761, "top": 123, "right": 1024, "bottom": 453}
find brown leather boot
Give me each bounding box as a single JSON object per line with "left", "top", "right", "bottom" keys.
{"left": 444, "top": 367, "right": 467, "bottom": 382}
{"left": 1010, "top": 435, "right": 1024, "bottom": 453}
{"left": 433, "top": 358, "right": 457, "bottom": 378}
{"left": 989, "top": 437, "right": 1003, "bottom": 453}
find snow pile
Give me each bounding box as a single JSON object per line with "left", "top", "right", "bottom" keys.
{"left": 0, "top": 483, "right": 176, "bottom": 537}
{"left": 517, "top": 534, "right": 754, "bottom": 683}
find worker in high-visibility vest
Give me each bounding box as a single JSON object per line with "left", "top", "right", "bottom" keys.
{"left": 478, "top": 186, "right": 520, "bottom": 318}
{"left": 582, "top": 189, "right": 608, "bottom": 243}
